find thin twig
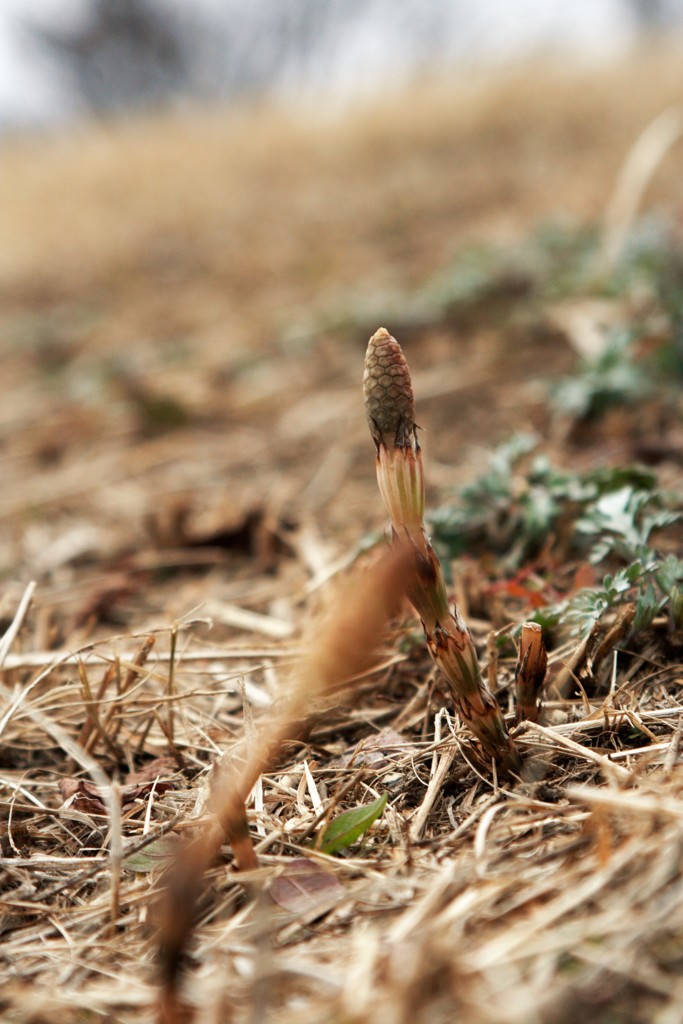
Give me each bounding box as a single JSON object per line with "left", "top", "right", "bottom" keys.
{"left": 0, "top": 580, "right": 36, "bottom": 670}
{"left": 519, "top": 721, "right": 631, "bottom": 782}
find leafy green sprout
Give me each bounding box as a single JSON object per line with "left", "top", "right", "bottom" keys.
{"left": 552, "top": 329, "right": 652, "bottom": 421}
{"left": 428, "top": 435, "right": 682, "bottom": 639}
{"left": 428, "top": 436, "right": 664, "bottom": 566}
{"left": 317, "top": 793, "right": 388, "bottom": 856}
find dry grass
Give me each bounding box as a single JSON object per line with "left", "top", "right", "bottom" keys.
{"left": 3, "top": 578, "right": 683, "bottom": 1024}
{"left": 1, "top": 47, "right": 683, "bottom": 1023}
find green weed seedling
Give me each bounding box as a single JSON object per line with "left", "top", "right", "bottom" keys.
{"left": 429, "top": 436, "right": 681, "bottom": 640}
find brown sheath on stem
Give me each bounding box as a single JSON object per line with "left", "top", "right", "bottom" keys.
{"left": 364, "top": 327, "right": 521, "bottom": 774}
{"left": 515, "top": 621, "right": 548, "bottom": 723}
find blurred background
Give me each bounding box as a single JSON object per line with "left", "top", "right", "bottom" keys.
{"left": 2, "top": 0, "right": 683, "bottom": 127}
{"left": 1, "top": 0, "right": 683, "bottom": 631}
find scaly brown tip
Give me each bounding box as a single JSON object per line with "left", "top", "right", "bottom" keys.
{"left": 363, "top": 328, "right": 415, "bottom": 449}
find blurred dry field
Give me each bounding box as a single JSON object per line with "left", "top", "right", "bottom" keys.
{"left": 1, "top": 48, "right": 683, "bottom": 1023}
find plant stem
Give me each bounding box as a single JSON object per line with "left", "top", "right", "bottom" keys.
{"left": 514, "top": 621, "right": 548, "bottom": 724}
{"left": 364, "top": 327, "right": 521, "bottom": 773}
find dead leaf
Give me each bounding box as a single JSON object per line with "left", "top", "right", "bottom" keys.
{"left": 145, "top": 500, "right": 295, "bottom": 569}
{"left": 59, "top": 779, "right": 109, "bottom": 816}
{"left": 338, "top": 727, "right": 411, "bottom": 768}
{"left": 571, "top": 563, "right": 597, "bottom": 592}
{"left": 270, "top": 857, "right": 344, "bottom": 914}
{"left": 127, "top": 756, "right": 178, "bottom": 787}
{"left": 59, "top": 759, "right": 177, "bottom": 815}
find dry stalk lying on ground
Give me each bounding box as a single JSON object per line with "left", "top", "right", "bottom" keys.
{"left": 156, "top": 549, "right": 410, "bottom": 1023}
{"left": 363, "top": 328, "right": 521, "bottom": 774}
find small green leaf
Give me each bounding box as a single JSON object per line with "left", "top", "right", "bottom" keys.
{"left": 633, "top": 582, "right": 662, "bottom": 633}
{"left": 655, "top": 555, "right": 683, "bottom": 595}
{"left": 124, "top": 838, "right": 173, "bottom": 874}
{"left": 319, "top": 793, "right": 388, "bottom": 856}
{"left": 668, "top": 585, "right": 683, "bottom": 629}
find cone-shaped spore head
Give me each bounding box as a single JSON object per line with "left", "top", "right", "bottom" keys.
{"left": 363, "top": 328, "right": 416, "bottom": 450}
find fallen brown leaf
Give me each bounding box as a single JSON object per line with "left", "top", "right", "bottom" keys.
{"left": 60, "top": 758, "right": 178, "bottom": 815}
{"left": 270, "top": 857, "right": 344, "bottom": 915}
